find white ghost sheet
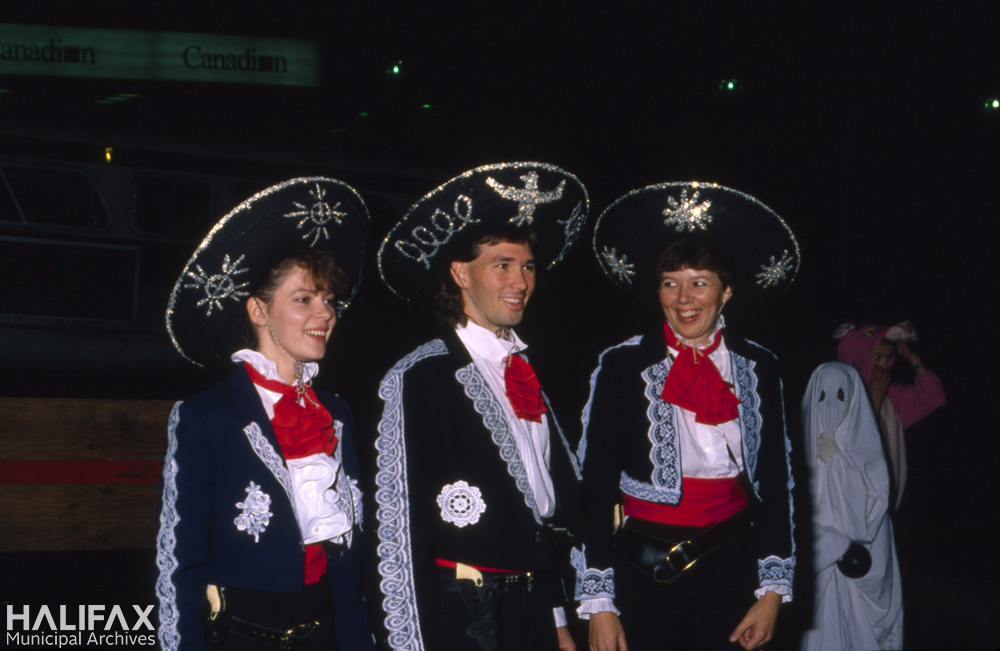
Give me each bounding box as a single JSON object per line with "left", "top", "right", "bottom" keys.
{"left": 800, "top": 362, "right": 903, "bottom": 651}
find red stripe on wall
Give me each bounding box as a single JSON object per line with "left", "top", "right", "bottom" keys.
{"left": 0, "top": 461, "right": 162, "bottom": 484}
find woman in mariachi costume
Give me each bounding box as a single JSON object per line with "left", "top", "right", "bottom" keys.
{"left": 574, "top": 183, "right": 799, "bottom": 651}
{"left": 158, "top": 178, "right": 374, "bottom": 651}
{"left": 374, "top": 163, "right": 588, "bottom": 651}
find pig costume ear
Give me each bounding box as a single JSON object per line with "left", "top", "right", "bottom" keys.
{"left": 832, "top": 323, "right": 855, "bottom": 340}
{"left": 883, "top": 320, "right": 918, "bottom": 342}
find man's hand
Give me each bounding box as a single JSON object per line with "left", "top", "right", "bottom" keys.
{"left": 868, "top": 365, "right": 891, "bottom": 414}
{"left": 729, "top": 591, "right": 780, "bottom": 650}
{"left": 588, "top": 611, "right": 628, "bottom": 651}
{"left": 557, "top": 625, "right": 576, "bottom": 651}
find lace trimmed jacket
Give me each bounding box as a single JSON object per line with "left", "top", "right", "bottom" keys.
{"left": 155, "top": 366, "right": 371, "bottom": 651}
{"left": 372, "top": 330, "right": 582, "bottom": 651}
{"left": 573, "top": 331, "right": 795, "bottom": 608}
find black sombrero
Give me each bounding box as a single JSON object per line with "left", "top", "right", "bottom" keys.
{"left": 166, "top": 177, "right": 370, "bottom": 367}
{"left": 378, "top": 162, "right": 589, "bottom": 303}
{"left": 593, "top": 182, "right": 799, "bottom": 304}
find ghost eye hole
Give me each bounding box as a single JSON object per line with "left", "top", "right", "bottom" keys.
{"left": 837, "top": 388, "right": 845, "bottom": 402}
{"left": 819, "top": 391, "right": 825, "bottom": 402}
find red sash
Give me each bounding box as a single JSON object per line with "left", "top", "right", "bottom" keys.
{"left": 622, "top": 475, "right": 748, "bottom": 528}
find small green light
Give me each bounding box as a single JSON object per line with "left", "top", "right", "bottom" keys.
{"left": 993, "top": 99, "right": 999, "bottom": 108}
{"left": 727, "top": 81, "right": 734, "bottom": 89}
{"left": 119, "top": 93, "right": 139, "bottom": 98}
{"left": 0, "top": 89, "right": 10, "bottom": 93}
{"left": 358, "top": 111, "right": 369, "bottom": 116}
{"left": 422, "top": 104, "right": 432, "bottom": 109}
{"left": 107, "top": 96, "right": 127, "bottom": 101}
{"left": 392, "top": 65, "right": 400, "bottom": 74}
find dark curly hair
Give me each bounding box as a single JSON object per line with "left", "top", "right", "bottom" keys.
{"left": 434, "top": 228, "right": 538, "bottom": 328}
{"left": 651, "top": 239, "right": 734, "bottom": 292}
{"left": 244, "top": 248, "right": 351, "bottom": 350}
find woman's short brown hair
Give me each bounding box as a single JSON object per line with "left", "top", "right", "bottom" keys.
{"left": 244, "top": 248, "right": 351, "bottom": 349}
{"left": 434, "top": 228, "right": 537, "bottom": 328}
{"left": 652, "top": 239, "right": 734, "bottom": 291}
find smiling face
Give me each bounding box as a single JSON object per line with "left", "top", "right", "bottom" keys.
{"left": 659, "top": 267, "right": 732, "bottom": 346}
{"left": 247, "top": 265, "right": 337, "bottom": 371}
{"left": 450, "top": 241, "right": 536, "bottom": 332}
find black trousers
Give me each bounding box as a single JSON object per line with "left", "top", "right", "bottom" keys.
{"left": 436, "top": 573, "right": 560, "bottom": 651}
{"left": 218, "top": 578, "right": 337, "bottom": 651}
{"left": 615, "top": 522, "right": 758, "bottom": 651}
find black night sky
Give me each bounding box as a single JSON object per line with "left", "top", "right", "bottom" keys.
{"left": 1, "top": 2, "right": 998, "bottom": 649}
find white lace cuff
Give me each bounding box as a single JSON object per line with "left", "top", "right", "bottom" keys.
{"left": 576, "top": 598, "right": 620, "bottom": 620}
{"left": 755, "top": 583, "right": 793, "bottom": 603}
{"left": 571, "top": 545, "right": 615, "bottom": 600}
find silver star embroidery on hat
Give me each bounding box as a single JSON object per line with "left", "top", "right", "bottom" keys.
{"left": 601, "top": 246, "right": 636, "bottom": 283}
{"left": 756, "top": 250, "right": 794, "bottom": 288}
{"left": 662, "top": 189, "right": 713, "bottom": 232}
{"left": 487, "top": 172, "right": 566, "bottom": 226}
{"left": 284, "top": 183, "right": 348, "bottom": 246}
{"left": 184, "top": 254, "right": 250, "bottom": 316}
{"left": 551, "top": 200, "right": 586, "bottom": 267}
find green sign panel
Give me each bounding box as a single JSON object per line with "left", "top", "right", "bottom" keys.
{"left": 0, "top": 24, "right": 319, "bottom": 86}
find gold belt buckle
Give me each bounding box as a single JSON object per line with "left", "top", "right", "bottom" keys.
{"left": 280, "top": 621, "right": 319, "bottom": 650}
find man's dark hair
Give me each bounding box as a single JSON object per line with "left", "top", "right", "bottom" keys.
{"left": 434, "top": 228, "right": 538, "bottom": 327}
{"left": 651, "top": 239, "right": 735, "bottom": 292}
{"left": 244, "top": 248, "right": 351, "bottom": 349}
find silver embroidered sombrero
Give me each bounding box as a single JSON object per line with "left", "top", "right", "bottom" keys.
{"left": 166, "top": 177, "right": 370, "bottom": 366}
{"left": 593, "top": 182, "right": 800, "bottom": 304}
{"left": 377, "top": 162, "right": 589, "bottom": 303}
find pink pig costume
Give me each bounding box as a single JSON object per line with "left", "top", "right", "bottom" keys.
{"left": 834, "top": 321, "right": 946, "bottom": 509}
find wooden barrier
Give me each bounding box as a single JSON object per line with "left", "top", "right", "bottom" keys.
{"left": 0, "top": 397, "right": 175, "bottom": 551}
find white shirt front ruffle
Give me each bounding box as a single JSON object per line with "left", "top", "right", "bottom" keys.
{"left": 232, "top": 349, "right": 355, "bottom": 546}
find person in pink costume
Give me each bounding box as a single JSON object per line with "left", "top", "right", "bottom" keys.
{"left": 834, "top": 321, "right": 946, "bottom": 509}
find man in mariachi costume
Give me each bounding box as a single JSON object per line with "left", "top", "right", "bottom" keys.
{"left": 374, "top": 162, "right": 589, "bottom": 651}
{"left": 159, "top": 178, "right": 374, "bottom": 650}
{"left": 574, "top": 183, "right": 799, "bottom": 650}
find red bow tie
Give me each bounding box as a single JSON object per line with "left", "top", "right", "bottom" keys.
{"left": 504, "top": 354, "right": 548, "bottom": 423}
{"left": 660, "top": 325, "right": 741, "bottom": 425}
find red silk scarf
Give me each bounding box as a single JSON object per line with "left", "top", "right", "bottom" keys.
{"left": 504, "top": 354, "right": 548, "bottom": 423}
{"left": 660, "top": 324, "right": 741, "bottom": 425}
{"left": 243, "top": 363, "right": 338, "bottom": 584}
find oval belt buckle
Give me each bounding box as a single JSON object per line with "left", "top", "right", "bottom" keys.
{"left": 653, "top": 540, "right": 700, "bottom": 583}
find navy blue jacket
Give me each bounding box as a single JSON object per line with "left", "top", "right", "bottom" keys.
{"left": 155, "top": 365, "right": 372, "bottom": 651}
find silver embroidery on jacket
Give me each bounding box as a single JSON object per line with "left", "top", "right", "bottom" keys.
{"left": 242, "top": 422, "right": 295, "bottom": 512}
{"left": 456, "top": 362, "right": 549, "bottom": 524}
{"left": 578, "top": 335, "right": 642, "bottom": 466}
{"left": 731, "top": 354, "right": 761, "bottom": 486}
{"left": 436, "top": 481, "right": 487, "bottom": 528}
{"left": 619, "top": 360, "right": 681, "bottom": 504}
{"left": 156, "top": 402, "right": 182, "bottom": 651}
{"left": 235, "top": 481, "right": 273, "bottom": 542}
{"left": 375, "top": 339, "right": 448, "bottom": 651}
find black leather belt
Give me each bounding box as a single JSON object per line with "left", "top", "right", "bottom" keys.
{"left": 621, "top": 508, "right": 751, "bottom": 584}
{"left": 229, "top": 617, "right": 320, "bottom": 650}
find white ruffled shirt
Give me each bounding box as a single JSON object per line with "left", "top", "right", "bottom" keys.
{"left": 232, "top": 350, "right": 355, "bottom": 547}
{"left": 455, "top": 322, "right": 556, "bottom": 518}
{"left": 454, "top": 324, "right": 566, "bottom": 627}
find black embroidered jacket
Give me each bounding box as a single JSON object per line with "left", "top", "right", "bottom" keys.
{"left": 573, "top": 331, "right": 795, "bottom": 605}
{"left": 372, "top": 330, "right": 581, "bottom": 651}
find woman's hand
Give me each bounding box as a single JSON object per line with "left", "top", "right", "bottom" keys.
{"left": 868, "top": 365, "right": 891, "bottom": 413}
{"left": 588, "top": 611, "right": 628, "bottom": 651}
{"left": 729, "top": 591, "right": 780, "bottom": 650}
{"left": 896, "top": 341, "right": 927, "bottom": 376}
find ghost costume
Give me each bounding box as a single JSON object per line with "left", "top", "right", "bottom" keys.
{"left": 800, "top": 362, "right": 903, "bottom": 651}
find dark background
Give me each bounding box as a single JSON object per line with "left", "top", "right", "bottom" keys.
{"left": 2, "top": 1, "right": 998, "bottom": 649}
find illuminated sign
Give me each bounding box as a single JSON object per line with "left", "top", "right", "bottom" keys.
{"left": 0, "top": 23, "right": 319, "bottom": 86}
